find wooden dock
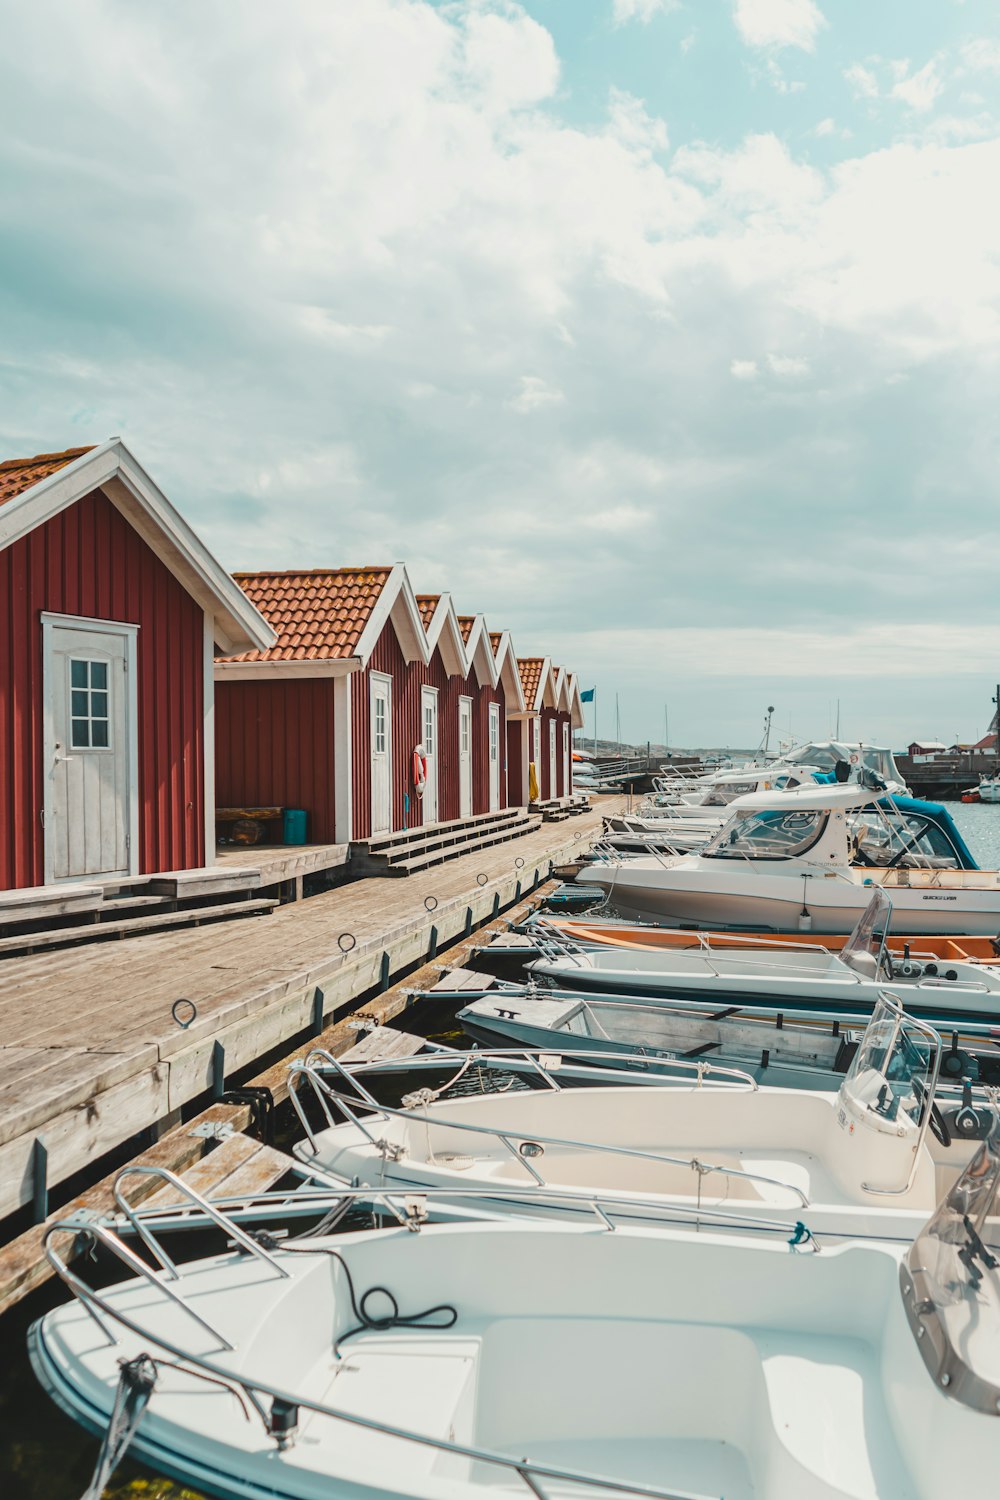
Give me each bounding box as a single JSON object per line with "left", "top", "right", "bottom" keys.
{"left": 0, "top": 801, "right": 614, "bottom": 1223}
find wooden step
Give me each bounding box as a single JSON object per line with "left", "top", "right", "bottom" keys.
{"left": 379, "top": 810, "right": 527, "bottom": 865}
{"left": 383, "top": 812, "right": 534, "bottom": 865}
{"left": 0, "top": 897, "right": 278, "bottom": 958}
{"left": 357, "top": 807, "right": 523, "bottom": 857}
{"left": 384, "top": 816, "right": 541, "bottom": 875}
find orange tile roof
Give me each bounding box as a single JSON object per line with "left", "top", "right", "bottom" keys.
{"left": 415, "top": 594, "right": 440, "bottom": 629}
{"left": 223, "top": 567, "right": 393, "bottom": 661}
{"left": 489, "top": 632, "right": 503, "bottom": 653}
{"left": 0, "top": 445, "right": 95, "bottom": 507}
{"left": 518, "top": 657, "right": 544, "bottom": 704}
{"left": 457, "top": 615, "right": 476, "bottom": 643}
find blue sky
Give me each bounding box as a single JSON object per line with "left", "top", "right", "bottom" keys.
{"left": 3, "top": 0, "right": 1000, "bottom": 749}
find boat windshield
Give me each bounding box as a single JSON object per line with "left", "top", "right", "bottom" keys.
{"left": 902, "top": 1118, "right": 1000, "bottom": 1413}
{"left": 703, "top": 808, "right": 828, "bottom": 861}
{"left": 840, "top": 888, "right": 891, "bottom": 980}
{"left": 837, "top": 994, "right": 934, "bottom": 1144}
{"left": 851, "top": 809, "right": 961, "bottom": 870}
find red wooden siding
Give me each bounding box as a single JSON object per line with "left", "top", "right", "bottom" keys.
{"left": 215, "top": 679, "right": 338, "bottom": 843}
{"left": 0, "top": 488, "right": 205, "bottom": 888}
{"left": 351, "top": 624, "right": 507, "bottom": 839}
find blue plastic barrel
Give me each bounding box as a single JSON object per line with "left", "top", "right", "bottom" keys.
{"left": 283, "top": 808, "right": 307, "bottom": 844}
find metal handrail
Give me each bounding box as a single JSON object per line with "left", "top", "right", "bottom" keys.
{"left": 305, "top": 1042, "right": 761, "bottom": 1090}
{"left": 289, "top": 1061, "right": 806, "bottom": 1206}
{"left": 112, "top": 1166, "right": 292, "bottom": 1284}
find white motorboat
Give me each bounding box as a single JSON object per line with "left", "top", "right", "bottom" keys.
{"left": 585, "top": 783, "right": 1000, "bottom": 935}
{"left": 30, "top": 1124, "right": 1000, "bottom": 1500}
{"left": 530, "top": 890, "right": 1000, "bottom": 1020}
{"left": 979, "top": 775, "right": 1000, "bottom": 803}
{"left": 290, "top": 996, "right": 991, "bottom": 1244}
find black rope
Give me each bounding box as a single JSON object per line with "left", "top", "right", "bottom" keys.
{"left": 248, "top": 1231, "right": 457, "bottom": 1356}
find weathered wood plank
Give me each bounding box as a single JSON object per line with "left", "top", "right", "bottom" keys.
{"left": 0, "top": 1102, "right": 250, "bottom": 1316}
{"left": 337, "top": 1027, "right": 426, "bottom": 1064}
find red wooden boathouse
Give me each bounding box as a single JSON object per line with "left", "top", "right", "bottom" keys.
{"left": 0, "top": 441, "right": 274, "bottom": 891}
{"left": 215, "top": 568, "right": 528, "bottom": 844}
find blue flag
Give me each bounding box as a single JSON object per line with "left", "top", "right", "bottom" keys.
{"left": 580, "top": 687, "right": 595, "bottom": 703}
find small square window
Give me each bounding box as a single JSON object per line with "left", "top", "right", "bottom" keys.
{"left": 91, "top": 720, "right": 109, "bottom": 748}
{"left": 90, "top": 661, "right": 108, "bottom": 690}
{"left": 71, "top": 690, "right": 89, "bottom": 716}
{"left": 71, "top": 719, "right": 90, "bottom": 748}
{"left": 71, "top": 660, "right": 88, "bottom": 689}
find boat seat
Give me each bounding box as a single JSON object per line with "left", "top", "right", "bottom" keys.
{"left": 754, "top": 1331, "right": 915, "bottom": 1499}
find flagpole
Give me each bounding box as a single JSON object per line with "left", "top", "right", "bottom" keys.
{"left": 593, "top": 687, "right": 598, "bottom": 759}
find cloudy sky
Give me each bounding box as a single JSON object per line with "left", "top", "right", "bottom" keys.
{"left": 2, "top": 0, "right": 1000, "bottom": 750}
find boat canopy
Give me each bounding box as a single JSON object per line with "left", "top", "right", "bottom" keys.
{"left": 728, "top": 783, "right": 877, "bottom": 814}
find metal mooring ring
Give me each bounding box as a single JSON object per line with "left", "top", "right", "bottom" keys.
{"left": 171, "top": 998, "right": 197, "bottom": 1029}
{"left": 477, "top": 873, "right": 489, "bottom": 888}
{"left": 424, "top": 896, "right": 439, "bottom": 913}
{"left": 338, "top": 932, "right": 357, "bottom": 953}
{"left": 515, "top": 856, "right": 525, "bottom": 869}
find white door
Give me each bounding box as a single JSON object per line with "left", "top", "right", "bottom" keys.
{"left": 421, "top": 687, "right": 439, "bottom": 824}
{"left": 532, "top": 718, "right": 541, "bottom": 782}
{"left": 549, "top": 718, "right": 557, "bottom": 800}
{"left": 488, "top": 702, "right": 501, "bottom": 811}
{"left": 370, "top": 674, "right": 392, "bottom": 834}
{"left": 458, "top": 697, "right": 473, "bottom": 818}
{"left": 43, "top": 616, "right": 137, "bottom": 882}
{"left": 562, "top": 721, "right": 570, "bottom": 797}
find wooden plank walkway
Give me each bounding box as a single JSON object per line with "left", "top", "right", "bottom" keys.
{"left": 0, "top": 881, "right": 551, "bottom": 1317}
{"left": 0, "top": 802, "right": 615, "bottom": 1219}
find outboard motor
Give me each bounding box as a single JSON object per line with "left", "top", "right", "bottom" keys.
{"left": 834, "top": 759, "right": 850, "bottom": 783}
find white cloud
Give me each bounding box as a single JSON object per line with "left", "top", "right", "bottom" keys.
{"left": 730, "top": 359, "right": 759, "bottom": 380}
{"left": 891, "top": 58, "right": 945, "bottom": 112}
{"left": 960, "top": 39, "right": 1000, "bottom": 73}
{"left": 612, "top": 0, "right": 679, "bottom": 23}
{"left": 508, "top": 375, "right": 566, "bottom": 412}
{"left": 732, "top": 0, "right": 826, "bottom": 52}
{"left": 607, "top": 87, "right": 669, "bottom": 156}
{"left": 844, "top": 62, "right": 879, "bottom": 99}
{"left": 768, "top": 353, "right": 810, "bottom": 376}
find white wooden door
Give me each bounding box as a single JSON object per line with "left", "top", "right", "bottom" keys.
{"left": 562, "top": 721, "right": 570, "bottom": 797}
{"left": 488, "top": 702, "right": 501, "bottom": 811}
{"left": 421, "top": 687, "right": 439, "bottom": 824}
{"left": 458, "top": 697, "right": 472, "bottom": 819}
{"left": 43, "top": 616, "right": 137, "bottom": 882}
{"left": 370, "top": 674, "right": 392, "bottom": 834}
{"left": 549, "top": 718, "right": 557, "bottom": 800}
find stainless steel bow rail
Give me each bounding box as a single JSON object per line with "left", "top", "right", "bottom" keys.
{"left": 40, "top": 1168, "right": 820, "bottom": 1500}
{"left": 288, "top": 1047, "right": 816, "bottom": 1209}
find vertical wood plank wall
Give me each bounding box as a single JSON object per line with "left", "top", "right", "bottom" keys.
{"left": 0, "top": 488, "right": 205, "bottom": 888}
{"left": 215, "top": 679, "right": 338, "bottom": 843}
{"left": 351, "top": 624, "right": 507, "bottom": 839}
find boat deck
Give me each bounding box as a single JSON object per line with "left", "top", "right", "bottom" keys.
{"left": 0, "top": 802, "right": 615, "bottom": 1221}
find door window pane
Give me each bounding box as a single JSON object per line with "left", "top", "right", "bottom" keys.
{"left": 68, "top": 658, "right": 112, "bottom": 750}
